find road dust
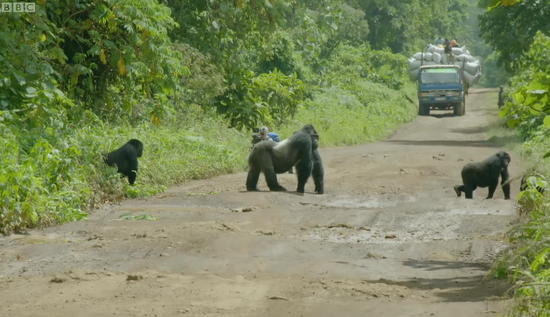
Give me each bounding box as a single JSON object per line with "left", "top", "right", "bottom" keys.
{"left": 0, "top": 89, "right": 522, "bottom": 317}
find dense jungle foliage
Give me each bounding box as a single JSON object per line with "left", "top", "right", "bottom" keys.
{"left": 479, "top": 0, "right": 550, "bottom": 315}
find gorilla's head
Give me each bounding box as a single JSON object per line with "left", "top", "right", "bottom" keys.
{"left": 129, "top": 139, "right": 144, "bottom": 157}
{"left": 301, "top": 124, "right": 319, "bottom": 150}
{"left": 496, "top": 151, "right": 511, "bottom": 168}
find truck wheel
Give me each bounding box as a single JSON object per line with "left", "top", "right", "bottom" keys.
{"left": 454, "top": 101, "right": 465, "bottom": 116}
{"left": 418, "top": 103, "right": 430, "bottom": 116}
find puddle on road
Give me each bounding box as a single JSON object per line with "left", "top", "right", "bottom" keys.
{"left": 325, "top": 194, "right": 417, "bottom": 209}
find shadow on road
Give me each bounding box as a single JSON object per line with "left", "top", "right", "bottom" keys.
{"left": 468, "top": 89, "right": 498, "bottom": 95}
{"left": 357, "top": 260, "right": 510, "bottom": 302}
{"left": 450, "top": 126, "right": 489, "bottom": 135}
{"left": 384, "top": 139, "right": 499, "bottom": 148}
{"left": 428, "top": 113, "right": 456, "bottom": 119}
{"left": 238, "top": 190, "right": 306, "bottom": 196}
{"left": 402, "top": 259, "right": 488, "bottom": 271}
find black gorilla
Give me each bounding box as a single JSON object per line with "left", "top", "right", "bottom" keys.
{"left": 453, "top": 151, "right": 511, "bottom": 200}
{"left": 519, "top": 175, "right": 545, "bottom": 194}
{"left": 246, "top": 124, "right": 324, "bottom": 194}
{"left": 102, "top": 139, "right": 143, "bottom": 185}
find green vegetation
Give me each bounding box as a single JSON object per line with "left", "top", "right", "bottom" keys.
{"left": 1, "top": 0, "right": 474, "bottom": 234}
{"left": 478, "top": 0, "right": 550, "bottom": 315}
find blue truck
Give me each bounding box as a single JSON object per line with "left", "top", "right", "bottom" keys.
{"left": 417, "top": 65, "right": 467, "bottom": 116}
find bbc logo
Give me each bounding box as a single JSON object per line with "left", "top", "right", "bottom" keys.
{"left": 0, "top": 2, "right": 36, "bottom": 13}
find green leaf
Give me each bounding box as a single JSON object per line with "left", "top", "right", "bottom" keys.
{"left": 526, "top": 79, "right": 546, "bottom": 91}
{"left": 41, "top": 63, "right": 54, "bottom": 75}
{"left": 25, "top": 86, "right": 37, "bottom": 96}
{"left": 13, "top": 73, "right": 26, "bottom": 86}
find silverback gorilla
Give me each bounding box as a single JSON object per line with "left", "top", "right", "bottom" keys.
{"left": 246, "top": 124, "right": 324, "bottom": 194}
{"left": 102, "top": 139, "right": 143, "bottom": 185}
{"left": 454, "top": 151, "right": 511, "bottom": 200}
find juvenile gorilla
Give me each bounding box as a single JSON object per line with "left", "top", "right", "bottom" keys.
{"left": 102, "top": 139, "right": 143, "bottom": 185}
{"left": 246, "top": 124, "right": 324, "bottom": 194}
{"left": 519, "top": 175, "right": 545, "bottom": 194}
{"left": 453, "top": 151, "right": 511, "bottom": 200}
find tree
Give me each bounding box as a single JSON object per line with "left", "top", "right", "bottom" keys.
{"left": 353, "top": 0, "right": 468, "bottom": 54}
{"left": 478, "top": 0, "right": 550, "bottom": 72}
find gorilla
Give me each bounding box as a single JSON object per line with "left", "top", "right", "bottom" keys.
{"left": 102, "top": 139, "right": 143, "bottom": 185}
{"left": 519, "top": 175, "right": 545, "bottom": 194}
{"left": 453, "top": 151, "right": 511, "bottom": 200}
{"left": 246, "top": 124, "right": 324, "bottom": 194}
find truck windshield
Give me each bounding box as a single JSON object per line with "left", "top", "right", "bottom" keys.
{"left": 420, "top": 69, "right": 460, "bottom": 84}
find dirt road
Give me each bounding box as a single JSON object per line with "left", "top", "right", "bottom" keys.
{"left": 0, "top": 89, "right": 522, "bottom": 317}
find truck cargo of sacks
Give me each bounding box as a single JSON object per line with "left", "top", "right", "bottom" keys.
{"left": 463, "top": 71, "right": 482, "bottom": 86}
{"left": 455, "top": 54, "right": 477, "bottom": 63}
{"left": 451, "top": 46, "right": 470, "bottom": 56}
{"left": 408, "top": 50, "right": 446, "bottom": 81}
{"left": 453, "top": 61, "right": 481, "bottom": 75}
{"left": 408, "top": 59, "right": 439, "bottom": 81}
{"left": 454, "top": 60, "right": 481, "bottom": 86}
{"left": 427, "top": 44, "right": 470, "bottom": 56}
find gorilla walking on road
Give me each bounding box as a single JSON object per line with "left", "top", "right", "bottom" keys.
{"left": 454, "top": 151, "right": 511, "bottom": 200}
{"left": 246, "top": 124, "right": 324, "bottom": 194}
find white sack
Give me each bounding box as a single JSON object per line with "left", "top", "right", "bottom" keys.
{"left": 426, "top": 45, "right": 436, "bottom": 53}
{"left": 433, "top": 47, "right": 445, "bottom": 54}
{"left": 423, "top": 52, "right": 433, "bottom": 61}
{"left": 463, "top": 71, "right": 476, "bottom": 86}
{"left": 409, "top": 69, "right": 419, "bottom": 81}
{"left": 408, "top": 58, "right": 422, "bottom": 71}
{"left": 413, "top": 52, "right": 423, "bottom": 60}
{"left": 464, "top": 61, "right": 480, "bottom": 75}
{"left": 452, "top": 47, "right": 464, "bottom": 55}
{"left": 473, "top": 72, "right": 482, "bottom": 85}
{"left": 440, "top": 52, "right": 448, "bottom": 64}
{"left": 432, "top": 52, "right": 441, "bottom": 63}
{"left": 455, "top": 54, "right": 476, "bottom": 62}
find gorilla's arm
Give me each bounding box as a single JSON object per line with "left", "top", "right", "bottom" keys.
{"left": 485, "top": 158, "right": 502, "bottom": 199}
{"left": 312, "top": 149, "right": 324, "bottom": 194}
{"left": 500, "top": 166, "right": 510, "bottom": 200}
{"left": 125, "top": 145, "right": 139, "bottom": 185}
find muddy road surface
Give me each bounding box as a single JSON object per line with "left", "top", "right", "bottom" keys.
{"left": 1, "top": 89, "right": 522, "bottom": 317}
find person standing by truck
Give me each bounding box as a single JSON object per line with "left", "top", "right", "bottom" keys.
{"left": 498, "top": 85, "right": 505, "bottom": 108}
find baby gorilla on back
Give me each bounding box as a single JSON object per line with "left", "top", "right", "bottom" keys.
{"left": 454, "top": 151, "right": 511, "bottom": 200}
